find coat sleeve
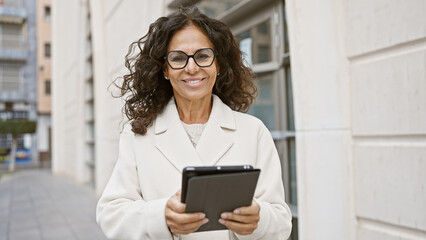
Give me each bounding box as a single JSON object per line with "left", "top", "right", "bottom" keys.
{"left": 235, "top": 123, "right": 293, "bottom": 240}
{"left": 96, "top": 129, "right": 173, "bottom": 240}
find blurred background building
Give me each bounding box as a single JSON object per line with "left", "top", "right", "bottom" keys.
{"left": 36, "top": 0, "right": 51, "bottom": 166}
{"left": 51, "top": 0, "right": 426, "bottom": 240}
{"left": 0, "top": 0, "right": 37, "bottom": 165}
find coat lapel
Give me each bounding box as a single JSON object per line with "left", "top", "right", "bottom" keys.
{"left": 154, "top": 99, "right": 202, "bottom": 172}
{"left": 154, "top": 95, "right": 236, "bottom": 171}
{"left": 196, "top": 95, "right": 235, "bottom": 165}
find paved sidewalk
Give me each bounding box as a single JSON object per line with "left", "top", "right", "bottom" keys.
{"left": 0, "top": 169, "right": 108, "bottom": 240}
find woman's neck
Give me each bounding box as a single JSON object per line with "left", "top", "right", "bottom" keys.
{"left": 175, "top": 96, "right": 212, "bottom": 124}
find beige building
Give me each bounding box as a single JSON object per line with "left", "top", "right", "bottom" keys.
{"left": 36, "top": 0, "right": 51, "bottom": 163}
{"left": 51, "top": 0, "right": 426, "bottom": 239}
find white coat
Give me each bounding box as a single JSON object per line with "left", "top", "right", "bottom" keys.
{"left": 96, "top": 95, "right": 292, "bottom": 240}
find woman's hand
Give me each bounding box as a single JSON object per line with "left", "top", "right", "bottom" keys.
{"left": 219, "top": 199, "right": 260, "bottom": 235}
{"left": 165, "top": 190, "right": 209, "bottom": 234}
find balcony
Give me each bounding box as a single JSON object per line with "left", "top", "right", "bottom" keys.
{"left": 0, "top": 34, "right": 27, "bottom": 61}
{"left": 0, "top": 0, "right": 25, "bottom": 8}
{"left": 0, "top": 6, "right": 26, "bottom": 21}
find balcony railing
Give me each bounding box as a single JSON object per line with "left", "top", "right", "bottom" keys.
{"left": 0, "top": 34, "right": 25, "bottom": 49}
{"left": 0, "top": 111, "right": 28, "bottom": 120}
{"left": 0, "top": 34, "right": 27, "bottom": 61}
{"left": 0, "top": 0, "right": 25, "bottom": 9}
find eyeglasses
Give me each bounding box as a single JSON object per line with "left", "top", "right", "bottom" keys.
{"left": 165, "top": 48, "right": 216, "bottom": 70}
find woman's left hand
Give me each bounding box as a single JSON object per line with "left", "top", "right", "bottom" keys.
{"left": 218, "top": 199, "right": 260, "bottom": 235}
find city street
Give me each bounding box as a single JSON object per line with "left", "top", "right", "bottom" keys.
{"left": 0, "top": 169, "right": 107, "bottom": 240}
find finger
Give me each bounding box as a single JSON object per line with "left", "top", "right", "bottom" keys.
{"left": 169, "top": 218, "right": 209, "bottom": 234}
{"left": 233, "top": 200, "right": 260, "bottom": 215}
{"left": 168, "top": 202, "right": 185, "bottom": 213}
{"left": 220, "top": 212, "right": 259, "bottom": 224}
{"left": 170, "top": 218, "right": 209, "bottom": 234}
{"left": 166, "top": 209, "right": 206, "bottom": 224}
{"left": 175, "top": 189, "right": 182, "bottom": 199}
{"left": 218, "top": 218, "right": 257, "bottom": 235}
{"left": 166, "top": 196, "right": 186, "bottom": 213}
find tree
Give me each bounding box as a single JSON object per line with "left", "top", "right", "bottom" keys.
{"left": 0, "top": 119, "right": 37, "bottom": 172}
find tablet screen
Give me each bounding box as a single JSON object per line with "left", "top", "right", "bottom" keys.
{"left": 181, "top": 165, "right": 255, "bottom": 203}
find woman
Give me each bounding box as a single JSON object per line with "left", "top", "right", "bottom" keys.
{"left": 96, "top": 7, "right": 292, "bottom": 240}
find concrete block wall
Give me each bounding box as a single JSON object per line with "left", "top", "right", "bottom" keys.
{"left": 287, "top": 0, "right": 426, "bottom": 239}
{"left": 347, "top": 0, "right": 426, "bottom": 239}
{"left": 286, "top": 0, "right": 354, "bottom": 239}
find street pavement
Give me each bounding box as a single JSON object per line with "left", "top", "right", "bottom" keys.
{"left": 0, "top": 169, "right": 108, "bottom": 240}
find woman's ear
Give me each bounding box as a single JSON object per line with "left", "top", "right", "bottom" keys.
{"left": 163, "top": 65, "right": 169, "bottom": 79}
{"left": 215, "top": 61, "right": 220, "bottom": 75}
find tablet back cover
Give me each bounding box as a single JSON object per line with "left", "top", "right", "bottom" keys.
{"left": 185, "top": 170, "right": 260, "bottom": 232}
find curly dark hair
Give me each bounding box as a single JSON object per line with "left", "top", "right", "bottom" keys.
{"left": 117, "top": 7, "right": 257, "bottom": 135}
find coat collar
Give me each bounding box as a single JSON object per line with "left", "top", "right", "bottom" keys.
{"left": 154, "top": 95, "right": 235, "bottom": 172}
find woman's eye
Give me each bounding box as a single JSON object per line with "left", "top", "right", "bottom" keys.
{"left": 196, "top": 54, "right": 210, "bottom": 60}
{"left": 171, "top": 56, "right": 187, "bottom": 62}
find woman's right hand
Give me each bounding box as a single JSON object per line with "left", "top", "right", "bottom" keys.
{"left": 165, "top": 190, "right": 209, "bottom": 234}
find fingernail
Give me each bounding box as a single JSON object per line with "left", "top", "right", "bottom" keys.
{"left": 199, "top": 213, "right": 206, "bottom": 219}
{"left": 202, "top": 218, "right": 209, "bottom": 224}
{"left": 221, "top": 213, "right": 228, "bottom": 219}
{"left": 218, "top": 219, "right": 225, "bottom": 224}
{"left": 233, "top": 209, "right": 240, "bottom": 214}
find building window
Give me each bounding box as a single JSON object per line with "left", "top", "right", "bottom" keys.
{"left": 0, "top": 23, "right": 23, "bottom": 49}
{"left": 0, "top": 64, "right": 22, "bottom": 92}
{"left": 5, "top": 102, "right": 13, "bottom": 111}
{"left": 45, "top": 43, "right": 51, "bottom": 57}
{"left": 44, "top": 6, "right": 51, "bottom": 21}
{"left": 45, "top": 79, "right": 51, "bottom": 95}
{"left": 0, "top": 134, "right": 25, "bottom": 149}
{"left": 235, "top": 19, "right": 272, "bottom": 66}
{"left": 248, "top": 72, "right": 275, "bottom": 129}
{"left": 171, "top": 0, "right": 243, "bottom": 18}
{"left": 0, "top": 110, "right": 28, "bottom": 119}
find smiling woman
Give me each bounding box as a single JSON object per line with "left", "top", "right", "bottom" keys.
{"left": 97, "top": 7, "right": 292, "bottom": 240}
{"left": 115, "top": 7, "right": 257, "bottom": 135}
{"left": 163, "top": 25, "right": 220, "bottom": 123}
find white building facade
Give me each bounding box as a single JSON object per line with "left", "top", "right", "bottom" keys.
{"left": 51, "top": 0, "right": 426, "bottom": 239}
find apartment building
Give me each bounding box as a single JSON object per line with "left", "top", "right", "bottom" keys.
{"left": 36, "top": 0, "right": 51, "bottom": 164}
{"left": 0, "top": 0, "right": 37, "bottom": 164}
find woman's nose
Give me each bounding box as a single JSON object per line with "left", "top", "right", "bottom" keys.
{"left": 185, "top": 57, "right": 200, "bottom": 74}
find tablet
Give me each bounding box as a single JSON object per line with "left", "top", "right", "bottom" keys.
{"left": 181, "top": 165, "right": 255, "bottom": 203}
{"left": 183, "top": 168, "right": 260, "bottom": 232}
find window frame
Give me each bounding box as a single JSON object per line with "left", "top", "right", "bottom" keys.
{"left": 0, "top": 23, "right": 24, "bottom": 49}
{"left": 44, "top": 5, "right": 51, "bottom": 21}
{"left": 45, "top": 79, "right": 51, "bottom": 95}
{"left": 0, "top": 63, "right": 23, "bottom": 92}
{"left": 44, "top": 42, "right": 51, "bottom": 57}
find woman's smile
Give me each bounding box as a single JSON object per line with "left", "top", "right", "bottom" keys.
{"left": 182, "top": 77, "right": 205, "bottom": 87}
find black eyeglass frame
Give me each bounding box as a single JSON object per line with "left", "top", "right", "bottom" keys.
{"left": 164, "top": 48, "right": 217, "bottom": 70}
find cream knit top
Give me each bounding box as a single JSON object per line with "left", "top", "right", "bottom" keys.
{"left": 181, "top": 121, "right": 207, "bottom": 147}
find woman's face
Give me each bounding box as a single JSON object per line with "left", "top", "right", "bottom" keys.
{"left": 164, "top": 24, "right": 219, "bottom": 104}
